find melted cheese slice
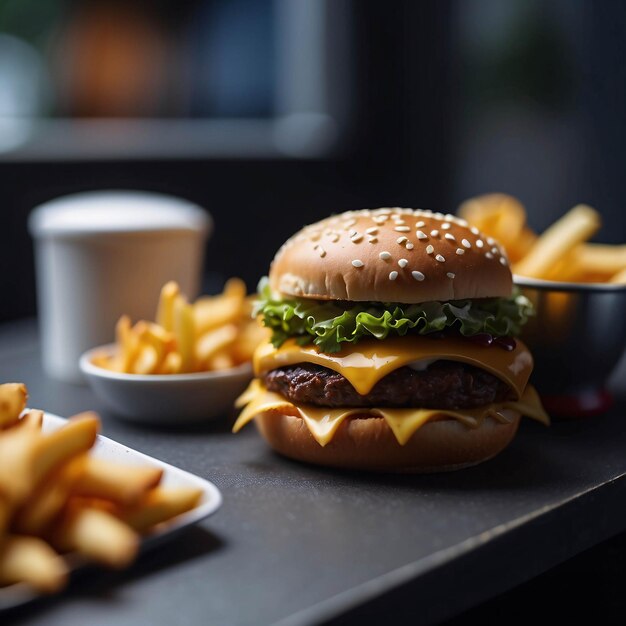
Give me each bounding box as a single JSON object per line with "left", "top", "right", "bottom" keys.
{"left": 233, "top": 380, "right": 550, "bottom": 447}
{"left": 254, "top": 336, "right": 533, "bottom": 400}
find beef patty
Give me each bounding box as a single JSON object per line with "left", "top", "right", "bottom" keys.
{"left": 263, "top": 361, "right": 514, "bottom": 410}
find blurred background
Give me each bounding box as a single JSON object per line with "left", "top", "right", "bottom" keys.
{"left": 1, "top": 0, "right": 625, "bottom": 321}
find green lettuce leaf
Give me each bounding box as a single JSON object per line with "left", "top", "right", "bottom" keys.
{"left": 254, "top": 277, "right": 533, "bottom": 353}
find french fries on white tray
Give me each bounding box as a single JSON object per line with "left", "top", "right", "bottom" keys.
{"left": 0, "top": 383, "right": 203, "bottom": 593}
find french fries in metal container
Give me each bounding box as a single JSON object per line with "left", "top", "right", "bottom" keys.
{"left": 458, "top": 193, "right": 626, "bottom": 414}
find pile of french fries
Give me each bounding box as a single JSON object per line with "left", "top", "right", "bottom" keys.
{"left": 94, "top": 278, "right": 268, "bottom": 375}
{"left": 0, "top": 383, "right": 202, "bottom": 593}
{"left": 458, "top": 193, "right": 626, "bottom": 283}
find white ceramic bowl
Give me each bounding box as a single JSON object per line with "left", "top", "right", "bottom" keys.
{"left": 80, "top": 345, "right": 252, "bottom": 425}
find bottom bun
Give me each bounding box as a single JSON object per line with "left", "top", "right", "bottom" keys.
{"left": 254, "top": 410, "right": 521, "bottom": 473}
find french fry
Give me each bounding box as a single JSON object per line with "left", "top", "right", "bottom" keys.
{"left": 33, "top": 413, "right": 99, "bottom": 486}
{"left": 0, "top": 421, "right": 39, "bottom": 506}
{"left": 113, "top": 315, "right": 140, "bottom": 373}
{"left": 119, "top": 487, "right": 203, "bottom": 533}
{"left": 72, "top": 458, "right": 163, "bottom": 506}
{"left": 513, "top": 205, "right": 601, "bottom": 279}
{"left": 139, "top": 322, "right": 175, "bottom": 360}
{"left": 173, "top": 297, "right": 197, "bottom": 372}
{"left": 158, "top": 351, "right": 183, "bottom": 374}
{"left": 194, "top": 278, "right": 246, "bottom": 334}
{"left": 20, "top": 409, "right": 44, "bottom": 431}
{"left": 458, "top": 193, "right": 531, "bottom": 260}
{"left": 459, "top": 192, "right": 526, "bottom": 223}
{"left": 544, "top": 243, "right": 626, "bottom": 282}
{"left": 196, "top": 324, "right": 238, "bottom": 366}
{"left": 231, "top": 321, "right": 270, "bottom": 364}
{"left": 131, "top": 343, "right": 159, "bottom": 375}
{"left": 155, "top": 281, "right": 180, "bottom": 332}
{"left": 0, "top": 383, "right": 27, "bottom": 428}
{"left": 610, "top": 266, "right": 626, "bottom": 284}
{"left": 13, "top": 456, "right": 85, "bottom": 536}
{"left": 573, "top": 243, "right": 626, "bottom": 278}
{"left": 206, "top": 351, "right": 235, "bottom": 371}
{"left": 51, "top": 505, "right": 139, "bottom": 569}
{"left": 0, "top": 535, "right": 67, "bottom": 593}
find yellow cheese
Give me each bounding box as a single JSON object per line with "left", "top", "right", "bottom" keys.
{"left": 254, "top": 336, "right": 533, "bottom": 400}
{"left": 233, "top": 382, "right": 549, "bottom": 447}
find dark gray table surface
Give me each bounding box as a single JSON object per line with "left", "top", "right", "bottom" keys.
{"left": 2, "top": 319, "right": 626, "bottom": 626}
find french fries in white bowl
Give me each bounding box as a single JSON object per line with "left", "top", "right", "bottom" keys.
{"left": 80, "top": 346, "right": 252, "bottom": 423}
{"left": 79, "top": 278, "right": 267, "bottom": 424}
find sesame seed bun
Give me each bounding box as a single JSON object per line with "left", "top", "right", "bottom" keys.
{"left": 254, "top": 410, "right": 521, "bottom": 473}
{"left": 269, "top": 208, "right": 512, "bottom": 303}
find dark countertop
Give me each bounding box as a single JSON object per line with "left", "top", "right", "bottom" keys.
{"left": 2, "top": 319, "right": 626, "bottom": 626}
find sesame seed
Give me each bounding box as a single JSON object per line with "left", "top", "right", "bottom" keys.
{"left": 389, "top": 271, "right": 399, "bottom": 281}
{"left": 314, "top": 244, "right": 327, "bottom": 258}
{"left": 412, "top": 271, "right": 425, "bottom": 281}
{"left": 406, "top": 242, "right": 414, "bottom": 250}
{"left": 348, "top": 229, "right": 358, "bottom": 237}
{"left": 368, "top": 236, "right": 378, "bottom": 243}
{"left": 491, "top": 247, "right": 499, "bottom": 255}
{"left": 485, "top": 252, "right": 494, "bottom": 260}
{"left": 416, "top": 230, "right": 428, "bottom": 240}
{"left": 441, "top": 223, "right": 451, "bottom": 230}
{"left": 379, "top": 251, "right": 391, "bottom": 261}
{"left": 373, "top": 215, "right": 389, "bottom": 223}
{"left": 462, "top": 238, "right": 471, "bottom": 248}
{"left": 393, "top": 218, "right": 406, "bottom": 225}
{"left": 435, "top": 254, "right": 446, "bottom": 263}
{"left": 446, "top": 272, "right": 456, "bottom": 279}
{"left": 396, "top": 236, "right": 408, "bottom": 244}
{"left": 456, "top": 218, "right": 469, "bottom": 227}
{"left": 470, "top": 226, "right": 480, "bottom": 235}
{"left": 430, "top": 230, "right": 439, "bottom": 237}
{"left": 444, "top": 233, "right": 456, "bottom": 241}
{"left": 456, "top": 248, "right": 465, "bottom": 255}
{"left": 434, "top": 212, "right": 445, "bottom": 219}
{"left": 398, "top": 258, "right": 408, "bottom": 268}
{"left": 394, "top": 226, "right": 410, "bottom": 232}
{"left": 351, "top": 259, "right": 364, "bottom": 268}
{"left": 476, "top": 239, "right": 484, "bottom": 248}
{"left": 343, "top": 219, "right": 357, "bottom": 228}
{"left": 444, "top": 214, "right": 454, "bottom": 221}
{"left": 499, "top": 257, "right": 507, "bottom": 265}
{"left": 330, "top": 233, "right": 340, "bottom": 242}
{"left": 416, "top": 221, "right": 426, "bottom": 228}
{"left": 351, "top": 234, "right": 363, "bottom": 243}
{"left": 365, "top": 227, "right": 378, "bottom": 234}
{"left": 487, "top": 237, "right": 495, "bottom": 245}
{"left": 426, "top": 245, "right": 434, "bottom": 254}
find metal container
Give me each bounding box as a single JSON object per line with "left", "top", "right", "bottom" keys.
{"left": 515, "top": 275, "right": 626, "bottom": 416}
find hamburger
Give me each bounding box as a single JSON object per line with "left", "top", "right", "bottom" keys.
{"left": 234, "top": 208, "right": 548, "bottom": 472}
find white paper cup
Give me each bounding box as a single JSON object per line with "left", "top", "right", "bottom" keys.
{"left": 29, "top": 190, "right": 211, "bottom": 383}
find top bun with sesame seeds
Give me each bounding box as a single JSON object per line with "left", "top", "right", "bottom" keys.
{"left": 269, "top": 208, "right": 512, "bottom": 303}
